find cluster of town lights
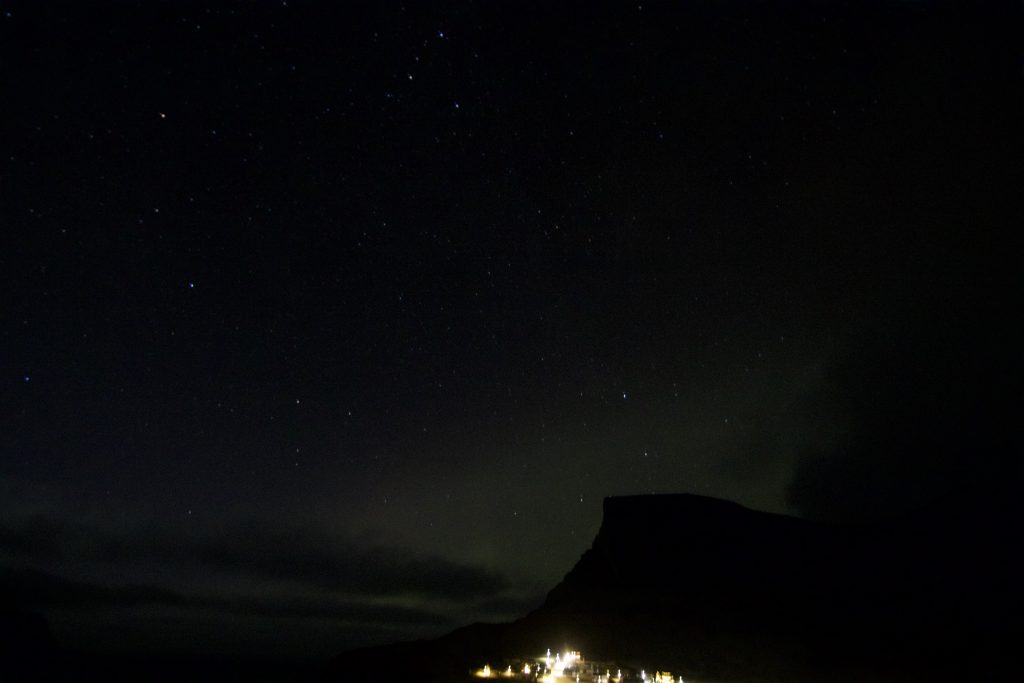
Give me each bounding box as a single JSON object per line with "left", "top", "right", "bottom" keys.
{"left": 476, "top": 649, "right": 683, "bottom": 683}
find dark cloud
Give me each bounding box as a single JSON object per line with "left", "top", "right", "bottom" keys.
{"left": 786, "top": 309, "right": 1018, "bottom": 522}
{"left": 0, "top": 515, "right": 509, "bottom": 602}
{"left": 0, "top": 485, "right": 545, "bottom": 656}
{"left": 187, "top": 526, "right": 510, "bottom": 600}
{"left": 1, "top": 565, "right": 187, "bottom": 610}
{"left": 0, "top": 514, "right": 67, "bottom": 561}
{"left": 0, "top": 565, "right": 451, "bottom": 627}
{"left": 466, "top": 592, "right": 545, "bottom": 620}
{"left": 0, "top": 563, "right": 459, "bottom": 658}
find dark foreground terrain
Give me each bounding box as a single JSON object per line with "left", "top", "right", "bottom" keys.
{"left": 324, "top": 491, "right": 1021, "bottom": 682}
{"left": 3, "top": 490, "right": 1020, "bottom": 681}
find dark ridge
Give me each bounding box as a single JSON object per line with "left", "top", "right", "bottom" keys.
{"left": 323, "top": 491, "right": 1022, "bottom": 682}
{"left": 0, "top": 599, "right": 65, "bottom": 682}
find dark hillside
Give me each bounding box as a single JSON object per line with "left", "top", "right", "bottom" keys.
{"left": 326, "top": 492, "right": 1022, "bottom": 681}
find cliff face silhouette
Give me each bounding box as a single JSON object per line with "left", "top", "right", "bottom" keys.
{"left": 325, "top": 492, "right": 1021, "bottom": 682}
{"left": 0, "top": 598, "right": 64, "bottom": 682}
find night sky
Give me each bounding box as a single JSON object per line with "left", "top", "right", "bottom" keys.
{"left": 1, "top": 0, "right": 1017, "bottom": 662}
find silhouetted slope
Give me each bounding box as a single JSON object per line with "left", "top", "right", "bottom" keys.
{"left": 324, "top": 492, "right": 1022, "bottom": 682}
{"left": 524, "top": 493, "right": 1021, "bottom": 680}
{"left": 0, "top": 597, "right": 64, "bottom": 682}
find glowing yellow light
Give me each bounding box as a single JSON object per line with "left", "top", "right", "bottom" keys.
{"left": 524, "top": 664, "right": 531, "bottom": 675}
{"left": 476, "top": 664, "right": 492, "bottom": 678}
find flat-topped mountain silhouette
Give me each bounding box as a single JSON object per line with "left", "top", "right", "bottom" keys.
{"left": 324, "top": 492, "right": 1021, "bottom": 682}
